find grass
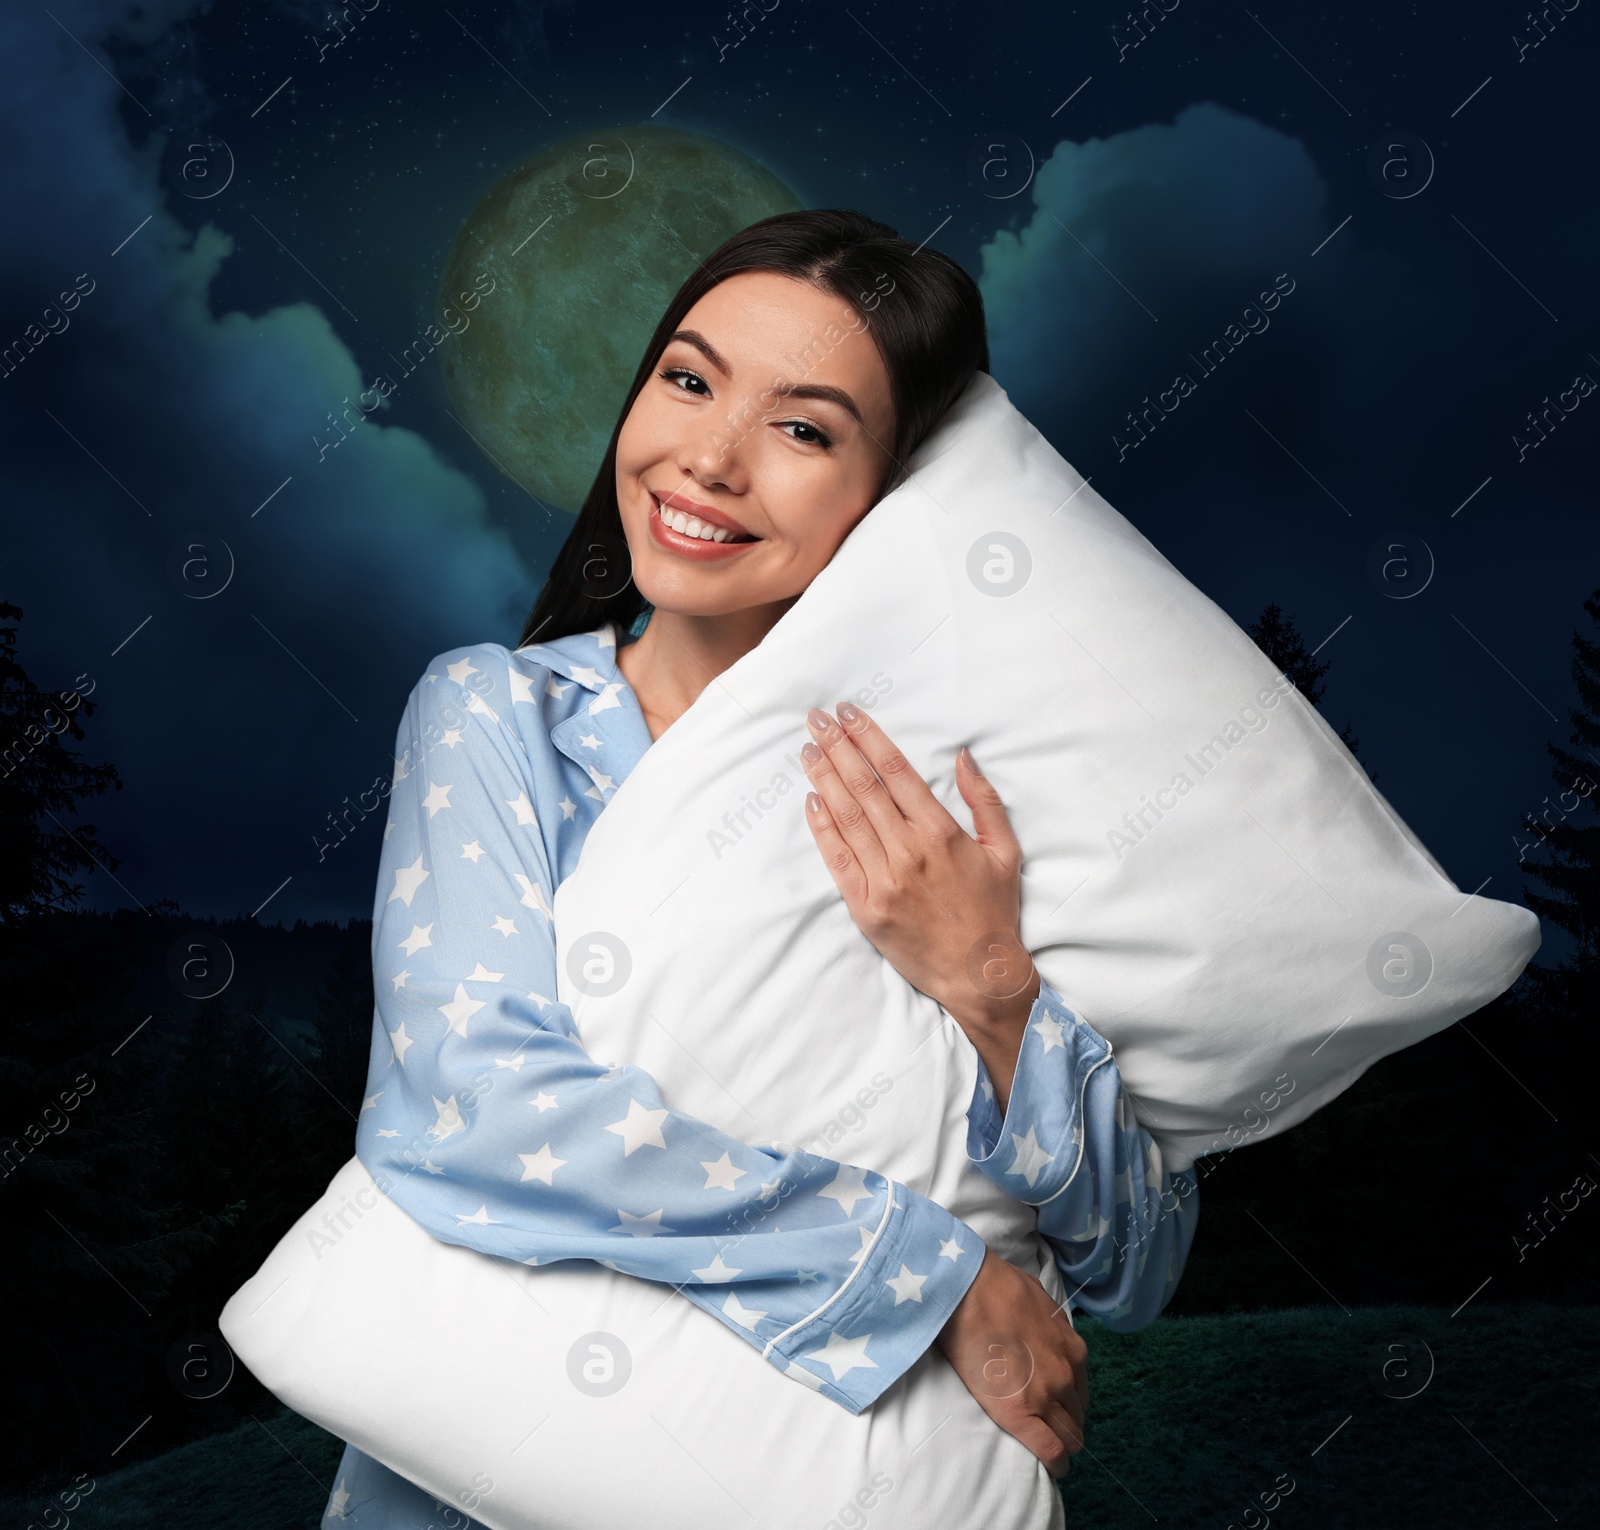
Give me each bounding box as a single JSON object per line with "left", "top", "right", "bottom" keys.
{"left": 1063, "top": 1302, "right": 1598, "bottom": 1528}
{"left": 3, "top": 1304, "right": 1594, "bottom": 1528}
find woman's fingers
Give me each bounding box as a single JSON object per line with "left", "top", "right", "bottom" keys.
{"left": 828, "top": 703, "right": 960, "bottom": 835}
{"left": 1011, "top": 1414, "right": 1074, "bottom": 1479}
{"left": 804, "top": 707, "right": 909, "bottom": 845}
{"left": 956, "top": 747, "right": 1024, "bottom": 866}
{"left": 802, "top": 788, "right": 872, "bottom": 906}
{"left": 800, "top": 717, "right": 894, "bottom": 883}
{"left": 1041, "top": 1396, "right": 1084, "bottom": 1457}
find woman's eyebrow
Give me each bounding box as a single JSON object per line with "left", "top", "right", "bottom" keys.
{"left": 777, "top": 382, "right": 864, "bottom": 427}
{"left": 668, "top": 329, "right": 730, "bottom": 375}
{"left": 668, "top": 330, "right": 865, "bottom": 427}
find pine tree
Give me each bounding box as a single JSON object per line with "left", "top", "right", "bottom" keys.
{"left": 1245, "top": 601, "right": 1371, "bottom": 777}
{"left": 1518, "top": 586, "right": 1600, "bottom": 1004}
{"left": 0, "top": 601, "right": 123, "bottom": 922}
{"left": 309, "top": 922, "right": 377, "bottom": 1110}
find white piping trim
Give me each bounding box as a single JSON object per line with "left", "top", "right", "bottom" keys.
{"left": 760, "top": 1182, "right": 898, "bottom": 1359}
{"left": 1032, "top": 1040, "right": 1117, "bottom": 1210}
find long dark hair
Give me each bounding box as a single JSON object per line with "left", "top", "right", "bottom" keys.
{"left": 516, "top": 208, "right": 988, "bottom": 649}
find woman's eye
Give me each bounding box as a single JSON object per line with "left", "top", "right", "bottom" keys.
{"left": 659, "top": 367, "right": 710, "bottom": 396}
{"left": 779, "top": 420, "right": 832, "bottom": 447}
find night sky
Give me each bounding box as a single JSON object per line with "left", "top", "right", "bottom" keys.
{"left": 2, "top": 0, "right": 1594, "bottom": 929}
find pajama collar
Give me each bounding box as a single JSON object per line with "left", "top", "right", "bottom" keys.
{"left": 518, "top": 622, "right": 654, "bottom": 805}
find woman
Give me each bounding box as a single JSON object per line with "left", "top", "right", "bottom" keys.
{"left": 327, "top": 210, "right": 1199, "bottom": 1527}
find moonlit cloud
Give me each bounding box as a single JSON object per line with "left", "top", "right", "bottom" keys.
{"left": 1, "top": 0, "right": 531, "bottom": 920}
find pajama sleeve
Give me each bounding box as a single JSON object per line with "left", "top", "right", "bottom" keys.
{"left": 965, "top": 980, "right": 1200, "bottom": 1328}
{"left": 354, "top": 657, "right": 984, "bottom": 1415}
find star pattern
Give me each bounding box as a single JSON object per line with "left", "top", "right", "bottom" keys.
{"left": 346, "top": 626, "right": 1192, "bottom": 1475}
{"left": 517, "top": 1143, "right": 567, "bottom": 1184}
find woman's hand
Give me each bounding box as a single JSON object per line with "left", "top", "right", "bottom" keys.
{"left": 799, "top": 702, "right": 1040, "bottom": 1082}
{"left": 936, "top": 1249, "right": 1088, "bottom": 1478}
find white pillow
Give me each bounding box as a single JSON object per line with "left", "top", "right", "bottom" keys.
{"left": 221, "top": 1157, "right": 1069, "bottom": 1530}
{"left": 554, "top": 370, "right": 1539, "bottom": 1173}
{"left": 221, "top": 370, "right": 1537, "bottom": 1529}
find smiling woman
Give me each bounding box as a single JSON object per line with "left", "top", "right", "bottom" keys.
{"left": 518, "top": 211, "right": 986, "bottom": 666}
{"left": 306, "top": 210, "right": 1199, "bottom": 1529}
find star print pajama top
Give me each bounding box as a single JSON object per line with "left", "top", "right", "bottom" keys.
{"left": 324, "top": 622, "right": 1201, "bottom": 1527}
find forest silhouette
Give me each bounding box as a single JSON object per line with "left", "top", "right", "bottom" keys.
{"left": 2, "top": 592, "right": 1595, "bottom": 1500}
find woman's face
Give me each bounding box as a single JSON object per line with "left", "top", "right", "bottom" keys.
{"left": 614, "top": 270, "right": 897, "bottom": 621}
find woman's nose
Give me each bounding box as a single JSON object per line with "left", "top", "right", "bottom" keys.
{"left": 677, "top": 410, "right": 752, "bottom": 489}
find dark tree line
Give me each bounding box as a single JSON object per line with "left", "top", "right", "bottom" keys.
{"left": 1166, "top": 598, "right": 1598, "bottom": 1318}
{"left": 1, "top": 594, "right": 1596, "bottom": 1500}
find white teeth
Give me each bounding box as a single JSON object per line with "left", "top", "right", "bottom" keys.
{"left": 658, "top": 499, "right": 737, "bottom": 543}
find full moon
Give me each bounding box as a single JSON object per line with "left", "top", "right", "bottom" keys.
{"left": 438, "top": 127, "right": 800, "bottom": 512}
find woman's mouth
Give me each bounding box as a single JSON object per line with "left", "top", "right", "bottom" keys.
{"left": 647, "top": 491, "right": 760, "bottom": 560}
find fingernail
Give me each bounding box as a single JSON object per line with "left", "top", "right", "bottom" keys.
{"left": 801, "top": 742, "right": 822, "bottom": 763}
{"left": 837, "top": 701, "right": 861, "bottom": 724}
{"left": 806, "top": 792, "right": 822, "bottom": 813}
{"left": 806, "top": 707, "right": 833, "bottom": 731}
{"left": 961, "top": 746, "right": 983, "bottom": 775}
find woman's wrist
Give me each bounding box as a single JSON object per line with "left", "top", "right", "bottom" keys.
{"left": 946, "top": 963, "right": 1040, "bottom": 1039}
{"left": 945, "top": 930, "right": 1041, "bottom": 1039}
{"left": 945, "top": 957, "right": 1040, "bottom": 1119}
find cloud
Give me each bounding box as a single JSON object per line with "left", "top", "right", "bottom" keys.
{"left": 980, "top": 102, "right": 1330, "bottom": 447}
{"left": 0, "top": 1, "right": 532, "bottom": 921}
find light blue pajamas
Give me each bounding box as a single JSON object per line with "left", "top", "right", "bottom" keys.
{"left": 322, "top": 623, "right": 1199, "bottom": 1523}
